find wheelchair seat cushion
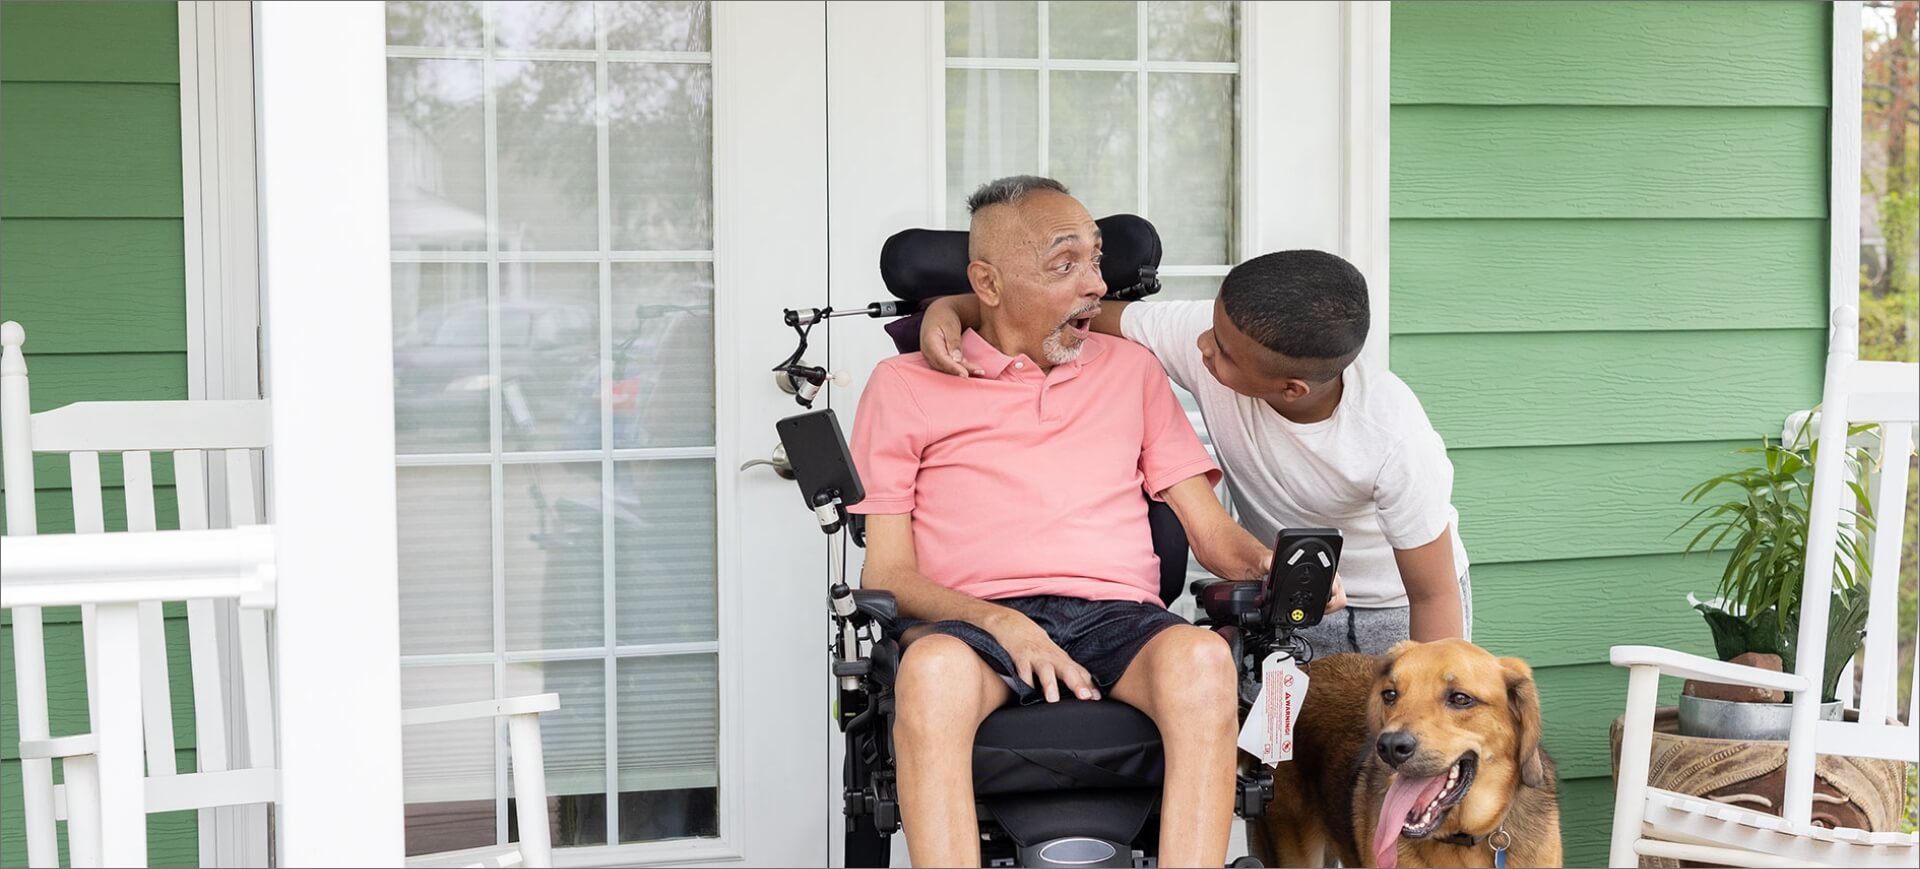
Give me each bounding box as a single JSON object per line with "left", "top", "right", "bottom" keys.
{"left": 972, "top": 698, "right": 1165, "bottom": 795}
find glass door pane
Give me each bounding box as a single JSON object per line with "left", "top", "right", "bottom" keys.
{"left": 943, "top": 0, "right": 1242, "bottom": 605}
{"left": 386, "top": 0, "right": 718, "bottom": 853}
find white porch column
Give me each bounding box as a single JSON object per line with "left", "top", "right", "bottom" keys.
{"left": 255, "top": 2, "right": 404, "bottom": 864}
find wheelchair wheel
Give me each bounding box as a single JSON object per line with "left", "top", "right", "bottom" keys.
{"left": 844, "top": 813, "right": 893, "bottom": 868}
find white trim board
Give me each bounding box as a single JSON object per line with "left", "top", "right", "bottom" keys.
{"left": 1241, "top": 0, "right": 1391, "bottom": 367}
{"left": 177, "top": 3, "right": 270, "bottom": 865}
{"left": 255, "top": 2, "right": 406, "bottom": 864}
{"left": 180, "top": 0, "right": 262, "bottom": 405}
{"left": 1831, "top": 1, "right": 1864, "bottom": 352}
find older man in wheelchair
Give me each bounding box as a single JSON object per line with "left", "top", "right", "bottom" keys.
{"left": 783, "top": 176, "right": 1346, "bottom": 868}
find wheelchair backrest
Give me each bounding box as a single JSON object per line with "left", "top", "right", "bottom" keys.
{"left": 867, "top": 215, "right": 1191, "bottom": 606}
{"left": 875, "top": 214, "right": 1164, "bottom": 355}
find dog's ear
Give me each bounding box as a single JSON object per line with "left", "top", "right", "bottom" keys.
{"left": 1500, "top": 656, "right": 1546, "bottom": 788}
{"left": 1383, "top": 639, "right": 1420, "bottom": 662}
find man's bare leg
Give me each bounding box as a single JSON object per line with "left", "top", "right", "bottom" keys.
{"left": 893, "top": 632, "right": 1015, "bottom": 867}
{"left": 1109, "top": 625, "right": 1239, "bottom": 868}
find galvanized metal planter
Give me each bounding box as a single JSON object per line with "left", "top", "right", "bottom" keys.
{"left": 1676, "top": 693, "right": 1844, "bottom": 741}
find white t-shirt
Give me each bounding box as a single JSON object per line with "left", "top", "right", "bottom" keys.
{"left": 1122, "top": 300, "right": 1469, "bottom": 608}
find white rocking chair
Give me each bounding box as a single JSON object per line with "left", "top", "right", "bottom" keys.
{"left": 2, "top": 321, "right": 559, "bottom": 868}
{"left": 1608, "top": 306, "right": 1919, "bottom": 868}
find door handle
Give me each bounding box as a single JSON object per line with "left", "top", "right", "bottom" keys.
{"left": 739, "top": 443, "right": 795, "bottom": 480}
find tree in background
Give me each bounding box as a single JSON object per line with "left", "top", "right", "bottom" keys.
{"left": 1865, "top": 0, "right": 1918, "bottom": 313}
{"left": 1862, "top": 3, "right": 1918, "bottom": 830}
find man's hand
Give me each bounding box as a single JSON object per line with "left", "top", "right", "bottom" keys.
{"left": 981, "top": 608, "right": 1100, "bottom": 702}
{"left": 919, "top": 296, "right": 985, "bottom": 378}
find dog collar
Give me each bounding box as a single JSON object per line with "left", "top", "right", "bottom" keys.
{"left": 1435, "top": 831, "right": 1486, "bottom": 848}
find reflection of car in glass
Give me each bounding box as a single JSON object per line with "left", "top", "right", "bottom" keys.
{"left": 393, "top": 301, "right": 599, "bottom": 449}
{"left": 609, "top": 303, "right": 714, "bottom": 448}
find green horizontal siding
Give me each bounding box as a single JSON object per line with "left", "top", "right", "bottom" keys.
{"left": 1454, "top": 441, "right": 1776, "bottom": 564}
{"left": 1397, "top": 329, "right": 1825, "bottom": 449}
{"left": 1394, "top": 106, "right": 1827, "bottom": 218}
{"left": 0, "top": 1, "right": 179, "bottom": 84}
{"left": 1392, "top": 219, "right": 1829, "bottom": 333}
{"left": 1470, "top": 554, "right": 1722, "bottom": 668}
{"left": 0, "top": 4, "right": 191, "bottom": 864}
{"left": 0, "top": 83, "right": 184, "bottom": 218}
{"left": 1556, "top": 778, "right": 1615, "bottom": 868}
{"left": 1393, "top": 1, "right": 1829, "bottom": 107}
{"left": 1536, "top": 662, "right": 1682, "bottom": 780}
{"left": 0, "top": 220, "right": 188, "bottom": 353}
{"left": 8, "top": 353, "right": 190, "bottom": 410}
{"left": 1393, "top": 5, "right": 1832, "bottom": 864}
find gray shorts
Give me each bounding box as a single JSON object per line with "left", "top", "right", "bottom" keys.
{"left": 1293, "top": 570, "right": 1473, "bottom": 657}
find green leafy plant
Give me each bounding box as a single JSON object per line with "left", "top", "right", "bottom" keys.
{"left": 1677, "top": 419, "right": 1881, "bottom": 702}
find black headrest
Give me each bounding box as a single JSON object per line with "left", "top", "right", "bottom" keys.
{"left": 877, "top": 214, "right": 1163, "bottom": 307}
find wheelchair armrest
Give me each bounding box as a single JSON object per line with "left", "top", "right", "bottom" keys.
{"left": 1192, "top": 578, "right": 1264, "bottom": 628}
{"left": 852, "top": 589, "right": 898, "bottom": 626}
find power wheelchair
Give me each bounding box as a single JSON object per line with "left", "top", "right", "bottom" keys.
{"left": 768, "top": 215, "right": 1341, "bottom": 868}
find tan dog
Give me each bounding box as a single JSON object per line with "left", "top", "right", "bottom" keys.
{"left": 1251, "top": 639, "right": 1562, "bottom": 867}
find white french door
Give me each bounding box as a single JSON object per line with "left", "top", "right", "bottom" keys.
{"left": 383, "top": 2, "right": 827, "bottom": 865}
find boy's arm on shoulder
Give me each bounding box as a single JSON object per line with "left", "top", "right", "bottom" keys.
{"left": 1089, "top": 299, "right": 1132, "bottom": 337}
{"left": 1394, "top": 528, "right": 1463, "bottom": 641}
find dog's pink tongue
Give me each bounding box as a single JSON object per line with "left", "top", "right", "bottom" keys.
{"left": 1371, "top": 774, "right": 1447, "bottom": 868}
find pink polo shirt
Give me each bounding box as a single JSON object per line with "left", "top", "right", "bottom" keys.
{"left": 848, "top": 329, "right": 1221, "bottom": 605}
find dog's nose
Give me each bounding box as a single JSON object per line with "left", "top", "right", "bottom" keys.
{"left": 1376, "top": 731, "right": 1418, "bottom": 767}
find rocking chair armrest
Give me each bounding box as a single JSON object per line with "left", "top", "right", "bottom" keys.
{"left": 17, "top": 733, "right": 99, "bottom": 760}
{"left": 1609, "top": 645, "right": 1808, "bottom": 693}
{"left": 402, "top": 693, "right": 561, "bottom": 727}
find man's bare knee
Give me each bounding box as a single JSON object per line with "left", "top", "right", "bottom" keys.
{"left": 1140, "top": 627, "right": 1238, "bottom": 725}
{"left": 896, "top": 634, "right": 1001, "bottom": 733}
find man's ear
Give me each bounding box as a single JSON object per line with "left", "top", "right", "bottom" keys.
{"left": 1500, "top": 656, "right": 1546, "bottom": 788}
{"left": 967, "top": 261, "right": 1001, "bottom": 307}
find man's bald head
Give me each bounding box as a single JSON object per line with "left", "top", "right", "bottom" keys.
{"left": 965, "top": 175, "right": 1072, "bottom": 261}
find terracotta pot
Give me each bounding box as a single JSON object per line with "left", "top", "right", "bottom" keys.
{"left": 1609, "top": 706, "right": 1911, "bottom": 868}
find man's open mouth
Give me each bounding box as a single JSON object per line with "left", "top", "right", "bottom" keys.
{"left": 1399, "top": 752, "right": 1477, "bottom": 838}
{"left": 1063, "top": 305, "right": 1099, "bottom": 335}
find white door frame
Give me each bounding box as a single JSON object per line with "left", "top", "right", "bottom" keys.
{"left": 178, "top": 2, "right": 272, "bottom": 865}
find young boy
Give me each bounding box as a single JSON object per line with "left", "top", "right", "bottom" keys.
{"left": 919, "top": 249, "right": 1469, "bottom": 655}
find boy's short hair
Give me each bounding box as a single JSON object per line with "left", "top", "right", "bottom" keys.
{"left": 1219, "top": 250, "right": 1369, "bottom": 382}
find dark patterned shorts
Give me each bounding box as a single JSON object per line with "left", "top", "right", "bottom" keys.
{"left": 894, "top": 594, "right": 1188, "bottom": 705}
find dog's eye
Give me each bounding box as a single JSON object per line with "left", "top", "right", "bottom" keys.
{"left": 1381, "top": 689, "right": 1398, "bottom": 705}
{"left": 1447, "top": 691, "right": 1477, "bottom": 709}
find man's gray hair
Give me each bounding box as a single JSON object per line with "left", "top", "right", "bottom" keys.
{"left": 964, "top": 175, "right": 1070, "bottom": 214}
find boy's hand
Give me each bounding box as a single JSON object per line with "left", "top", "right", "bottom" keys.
{"left": 1327, "top": 573, "right": 1348, "bottom": 614}
{"left": 919, "top": 296, "right": 985, "bottom": 378}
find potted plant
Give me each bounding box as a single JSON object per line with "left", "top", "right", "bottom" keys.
{"left": 1673, "top": 419, "right": 1877, "bottom": 739}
